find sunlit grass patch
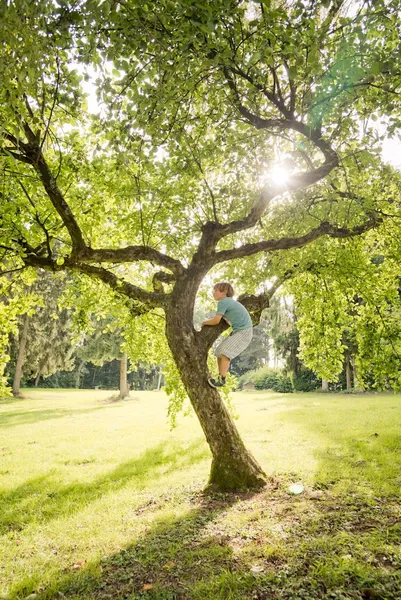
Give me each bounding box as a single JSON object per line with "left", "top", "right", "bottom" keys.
{"left": 1, "top": 389, "right": 401, "bottom": 599}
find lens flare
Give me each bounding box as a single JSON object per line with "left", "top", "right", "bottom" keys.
{"left": 270, "top": 165, "right": 290, "bottom": 185}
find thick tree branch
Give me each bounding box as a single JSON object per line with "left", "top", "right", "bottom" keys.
{"left": 191, "top": 143, "right": 339, "bottom": 268}
{"left": 207, "top": 66, "right": 339, "bottom": 247}
{"left": 152, "top": 270, "right": 176, "bottom": 292}
{"left": 222, "top": 65, "right": 338, "bottom": 162}
{"left": 22, "top": 253, "right": 168, "bottom": 309}
{"left": 79, "top": 246, "right": 185, "bottom": 276}
{"left": 213, "top": 214, "right": 381, "bottom": 264}
{"left": 3, "top": 128, "right": 87, "bottom": 253}
{"left": 223, "top": 66, "right": 288, "bottom": 128}
{"left": 26, "top": 146, "right": 87, "bottom": 252}
{"left": 1, "top": 148, "right": 32, "bottom": 164}
{"left": 3, "top": 127, "right": 186, "bottom": 277}
{"left": 70, "top": 262, "right": 168, "bottom": 309}
{"left": 192, "top": 153, "right": 338, "bottom": 254}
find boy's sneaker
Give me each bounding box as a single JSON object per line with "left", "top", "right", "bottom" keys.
{"left": 208, "top": 376, "right": 226, "bottom": 389}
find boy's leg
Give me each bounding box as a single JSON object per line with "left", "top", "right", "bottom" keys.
{"left": 219, "top": 355, "right": 230, "bottom": 377}
{"left": 208, "top": 354, "right": 230, "bottom": 388}
{"left": 209, "top": 329, "right": 252, "bottom": 389}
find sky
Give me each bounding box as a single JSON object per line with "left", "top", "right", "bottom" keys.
{"left": 381, "top": 137, "right": 401, "bottom": 170}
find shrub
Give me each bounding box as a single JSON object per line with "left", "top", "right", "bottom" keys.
{"left": 292, "top": 368, "right": 319, "bottom": 392}
{"left": 273, "top": 374, "right": 294, "bottom": 393}
{"left": 254, "top": 368, "right": 279, "bottom": 390}
{"left": 238, "top": 366, "right": 293, "bottom": 393}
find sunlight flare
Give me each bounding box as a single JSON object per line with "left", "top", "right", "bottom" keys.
{"left": 270, "top": 164, "right": 291, "bottom": 185}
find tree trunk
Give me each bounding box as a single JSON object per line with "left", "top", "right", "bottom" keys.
{"left": 139, "top": 368, "right": 146, "bottom": 390}
{"left": 12, "top": 314, "right": 29, "bottom": 397}
{"left": 345, "top": 353, "right": 352, "bottom": 391}
{"left": 119, "top": 351, "right": 129, "bottom": 399}
{"left": 351, "top": 357, "right": 364, "bottom": 391}
{"left": 34, "top": 373, "right": 41, "bottom": 387}
{"left": 165, "top": 283, "right": 266, "bottom": 492}
{"left": 75, "top": 360, "right": 85, "bottom": 389}
{"left": 322, "top": 378, "right": 329, "bottom": 392}
{"left": 291, "top": 347, "right": 299, "bottom": 377}
{"left": 157, "top": 367, "right": 163, "bottom": 391}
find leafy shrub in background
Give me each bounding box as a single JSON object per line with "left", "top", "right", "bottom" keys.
{"left": 292, "top": 368, "right": 320, "bottom": 392}
{"left": 238, "top": 366, "right": 293, "bottom": 393}
{"left": 273, "top": 374, "right": 294, "bottom": 393}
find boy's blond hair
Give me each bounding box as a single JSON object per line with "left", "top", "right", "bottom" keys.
{"left": 214, "top": 282, "right": 234, "bottom": 297}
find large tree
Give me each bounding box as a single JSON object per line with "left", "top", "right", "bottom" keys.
{"left": 1, "top": 0, "right": 401, "bottom": 489}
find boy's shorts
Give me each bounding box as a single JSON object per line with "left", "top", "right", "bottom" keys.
{"left": 214, "top": 327, "right": 253, "bottom": 360}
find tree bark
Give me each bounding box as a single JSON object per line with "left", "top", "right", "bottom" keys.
{"left": 165, "top": 280, "right": 266, "bottom": 491}
{"left": 345, "top": 352, "right": 352, "bottom": 391}
{"left": 12, "top": 314, "right": 29, "bottom": 397}
{"left": 75, "top": 360, "right": 85, "bottom": 389}
{"left": 34, "top": 373, "right": 41, "bottom": 387}
{"left": 322, "top": 378, "right": 329, "bottom": 392}
{"left": 119, "top": 351, "right": 129, "bottom": 399}
{"left": 351, "top": 357, "right": 364, "bottom": 391}
{"left": 157, "top": 367, "right": 163, "bottom": 391}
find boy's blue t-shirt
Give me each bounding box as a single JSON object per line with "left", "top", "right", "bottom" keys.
{"left": 216, "top": 297, "right": 252, "bottom": 332}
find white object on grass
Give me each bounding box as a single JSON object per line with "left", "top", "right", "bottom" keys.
{"left": 251, "top": 565, "right": 264, "bottom": 573}
{"left": 288, "top": 483, "right": 304, "bottom": 495}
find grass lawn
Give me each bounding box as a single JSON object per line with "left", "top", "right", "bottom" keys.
{"left": 1, "top": 388, "right": 401, "bottom": 600}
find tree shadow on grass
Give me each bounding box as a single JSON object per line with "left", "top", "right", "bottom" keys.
{"left": 0, "top": 440, "right": 210, "bottom": 535}
{"left": 0, "top": 403, "right": 123, "bottom": 429}
{"left": 10, "top": 490, "right": 251, "bottom": 600}
{"left": 10, "top": 483, "right": 401, "bottom": 600}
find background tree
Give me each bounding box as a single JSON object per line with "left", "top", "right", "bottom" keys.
{"left": 1, "top": 0, "right": 401, "bottom": 489}
{"left": 11, "top": 313, "right": 29, "bottom": 396}
{"left": 287, "top": 232, "right": 401, "bottom": 391}
{"left": 7, "top": 271, "right": 74, "bottom": 395}
{"left": 74, "top": 318, "right": 130, "bottom": 398}
{"left": 44, "top": 357, "right": 162, "bottom": 391}
{"left": 0, "top": 270, "right": 43, "bottom": 396}
{"left": 266, "top": 295, "right": 319, "bottom": 391}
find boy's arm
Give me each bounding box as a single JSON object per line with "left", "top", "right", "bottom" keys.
{"left": 201, "top": 314, "right": 223, "bottom": 327}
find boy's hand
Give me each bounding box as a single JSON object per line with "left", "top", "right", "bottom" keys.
{"left": 201, "top": 315, "right": 223, "bottom": 327}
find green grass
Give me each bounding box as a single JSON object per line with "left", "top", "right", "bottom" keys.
{"left": 1, "top": 389, "right": 401, "bottom": 600}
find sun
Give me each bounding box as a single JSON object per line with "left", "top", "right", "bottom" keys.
{"left": 270, "top": 164, "right": 290, "bottom": 185}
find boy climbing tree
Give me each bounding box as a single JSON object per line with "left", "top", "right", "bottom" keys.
{"left": 202, "top": 283, "right": 253, "bottom": 388}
